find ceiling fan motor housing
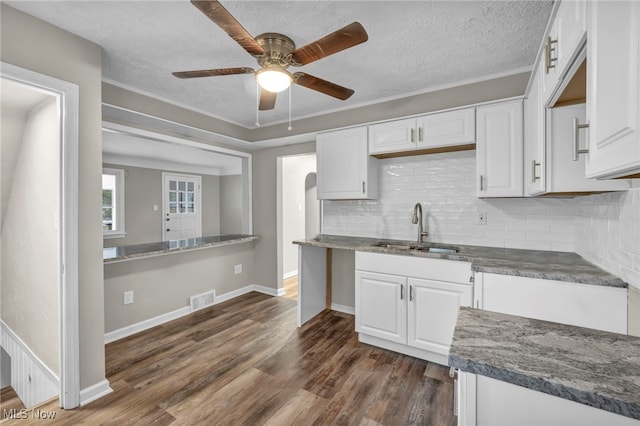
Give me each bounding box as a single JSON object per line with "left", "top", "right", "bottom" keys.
{"left": 255, "top": 33, "right": 296, "bottom": 68}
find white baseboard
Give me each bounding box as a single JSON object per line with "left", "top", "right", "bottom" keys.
{"left": 0, "top": 320, "right": 59, "bottom": 408}
{"left": 104, "top": 284, "right": 284, "bottom": 344}
{"left": 331, "top": 303, "right": 355, "bottom": 315}
{"left": 80, "top": 379, "right": 113, "bottom": 406}
{"left": 104, "top": 306, "right": 191, "bottom": 344}
{"left": 283, "top": 270, "right": 298, "bottom": 280}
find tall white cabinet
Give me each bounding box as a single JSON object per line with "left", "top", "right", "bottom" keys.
{"left": 585, "top": 0, "right": 640, "bottom": 179}
{"left": 316, "top": 126, "right": 378, "bottom": 200}
{"left": 476, "top": 100, "right": 524, "bottom": 197}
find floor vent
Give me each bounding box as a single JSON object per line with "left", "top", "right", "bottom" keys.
{"left": 190, "top": 290, "right": 216, "bottom": 312}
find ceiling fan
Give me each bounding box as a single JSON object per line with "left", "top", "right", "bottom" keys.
{"left": 172, "top": 0, "right": 368, "bottom": 111}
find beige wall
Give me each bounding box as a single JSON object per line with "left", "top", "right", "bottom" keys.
{"left": 104, "top": 242, "right": 256, "bottom": 332}
{"left": 220, "top": 175, "right": 242, "bottom": 234}
{"left": 254, "top": 142, "right": 316, "bottom": 290}
{"left": 103, "top": 164, "right": 223, "bottom": 247}
{"left": 1, "top": 97, "right": 60, "bottom": 374}
{"left": 1, "top": 4, "right": 106, "bottom": 389}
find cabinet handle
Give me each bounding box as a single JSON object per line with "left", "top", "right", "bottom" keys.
{"left": 545, "top": 36, "right": 558, "bottom": 74}
{"left": 479, "top": 174, "right": 484, "bottom": 191}
{"left": 572, "top": 118, "right": 590, "bottom": 161}
{"left": 531, "top": 160, "right": 541, "bottom": 182}
{"left": 410, "top": 128, "right": 415, "bottom": 143}
{"left": 362, "top": 180, "right": 366, "bottom": 194}
{"left": 418, "top": 127, "right": 423, "bottom": 143}
{"left": 400, "top": 285, "right": 404, "bottom": 300}
{"left": 409, "top": 285, "right": 413, "bottom": 301}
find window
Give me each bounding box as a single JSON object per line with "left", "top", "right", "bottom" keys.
{"left": 102, "top": 168, "right": 125, "bottom": 238}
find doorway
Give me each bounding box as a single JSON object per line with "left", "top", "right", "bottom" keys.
{"left": 277, "top": 153, "right": 319, "bottom": 300}
{"left": 0, "top": 63, "right": 80, "bottom": 409}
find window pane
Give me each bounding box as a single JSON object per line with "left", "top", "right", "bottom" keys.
{"left": 169, "top": 203, "right": 177, "bottom": 214}
{"left": 169, "top": 191, "right": 177, "bottom": 202}
{"left": 187, "top": 182, "right": 194, "bottom": 191}
{"left": 187, "top": 203, "right": 194, "bottom": 213}
{"left": 102, "top": 189, "right": 113, "bottom": 208}
{"left": 178, "top": 181, "right": 186, "bottom": 191}
{"left": 169, "top": 180, "right": 177, "bottom": 191}
{"left": 179, "top": 191, "right": 185, "bottom": 202}
{"left": 102, "top": 207, "right": 113, "bottom": 230}
{"left": 179, "top": 203, "right": 186, "bottom": 213}
{"left": 187, "top": 192, "right": 194, "bottom": 202}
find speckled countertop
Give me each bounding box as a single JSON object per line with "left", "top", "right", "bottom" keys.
{"left": 448, "top": 307, "right": 640, "bottom": 420}
{"left": 103, "top": 234, "right": 258, "bottom": 263}
{"left": 293, "top": 234, "right": 627, "bottom": 288}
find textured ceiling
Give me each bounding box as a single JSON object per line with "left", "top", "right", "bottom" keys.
{"left": 6, "top": 1, "right": 553, "bottom": 129}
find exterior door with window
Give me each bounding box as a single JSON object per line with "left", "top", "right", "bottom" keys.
{"left": 163, "top": 173, "right": 202, "bottom": 240}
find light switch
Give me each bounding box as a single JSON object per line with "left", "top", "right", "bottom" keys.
{"left": 153, "top": 205, "right": 159, "bottom": 211}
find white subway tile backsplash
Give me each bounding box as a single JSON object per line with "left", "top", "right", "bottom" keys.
{"left": 322, "top": 151, "right": 639, "bottom": 289}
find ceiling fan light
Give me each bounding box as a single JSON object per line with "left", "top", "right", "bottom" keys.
{"left": 256, "top": 68, "right": 292, "bottom": 93}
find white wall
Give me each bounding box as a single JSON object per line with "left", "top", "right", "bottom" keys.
{"left": 1, "top": 97, "right": 60, "bottom": 374}
{"left": 323, "top": 151, "right": 578, "bottom": 252}
{"left": 1, "top": 4, "right": 106, "bottom": 390}
{"left": 282, "top": 154, "right": 317, "bottom": 277}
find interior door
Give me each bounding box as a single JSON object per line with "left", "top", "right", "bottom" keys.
{"left": 163, "top": 173, "right": 202, "bottom": 241}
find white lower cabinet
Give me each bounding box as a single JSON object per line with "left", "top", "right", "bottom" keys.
{"left": 475, "top": 272, "right": 627, "bottom": 334}
{"left": 355, "top": 252, "right": 472, "bottom": 365}
{"left": 457, "top": 372, "right": 639, "bottom": 426}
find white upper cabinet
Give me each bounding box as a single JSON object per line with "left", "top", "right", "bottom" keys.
{"left": 525, "top": 63, "right": 546, "bottom": 196}
{"left": 585, "top": 0, "right": 640, "bottom": 179}
{"left": 476, "top": 100, "right": 524, "bottom": 198}
{"left": 316, "top": 126, "right": 378, "bottom": 200}
{"left": 368, "top": 108, "right": 475, "bottom": 157}
{"left": 542, "top": 0, "right": 587, "bottom": 105}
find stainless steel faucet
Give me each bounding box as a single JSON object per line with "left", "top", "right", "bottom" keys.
{"left": 412, "top": 202, "right": 429, "bottom": 243}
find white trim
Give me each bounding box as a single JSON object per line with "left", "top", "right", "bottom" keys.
{"left": 104, "top": 307, "right": 191, "bottom": 345}
{"left": 330, "top": 303, "right": 355, "bottom": 316}
{"left": 104, "top": 285, "right": 282, "bottom": 343}
{"left": 102, "top": 167, "right": 125, "bottom": 238}
{"left": 0, "top": 320, "right": 59, "bottom": 408}
{"left": 79, "top": 379, "right": 113, "bottom": 406}
{"left": 283, "top": 270, "right": 298, "bottom": 280}
{"left": 1, "top": 62, "right": 80, "bottom": 409}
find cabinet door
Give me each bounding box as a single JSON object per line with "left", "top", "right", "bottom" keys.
{"left": 355, "top": 271, "right": 406, "bottom": 344}
{"left": 476, "top": 100, "right": 524, "bottom": 197}
{"left": 480, "top": 273, "right": 627, "bottom": 334}
{"left": 417, "top": 108, "right": 475, "bottom": 149}
{"left": 555, "top": 0, "right": 587, "bottom": 76}
{"left": 317, "top": 126, "right": 377, "bottom": 199}
{"left": 368, "top": 118, "right": 416, "bottom": 155}
{"left": 407, "top": 278, "right": 472, "bottom": 355}
{"left": 525, "top": 65, "right": 546, "bottom": 196}
{"left": 586, "top": 1, "right": 640, "bottom": 179}
{"left": 547, "top": 104, "right": 629, "bottom": 193}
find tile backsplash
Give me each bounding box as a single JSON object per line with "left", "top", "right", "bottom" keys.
{"left": 322, "top": 150, "right": 640, "bottom": 288}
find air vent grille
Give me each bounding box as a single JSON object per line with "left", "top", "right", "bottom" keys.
{"left": 190, "top": 290, "right": 216, "bottom": 312}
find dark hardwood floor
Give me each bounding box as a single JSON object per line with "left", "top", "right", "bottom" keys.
{"left": 0, "top": 292, "right": 455, "bottom": 425}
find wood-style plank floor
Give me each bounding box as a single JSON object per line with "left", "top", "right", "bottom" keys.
{"left": 0, "top": 292, "right": 455, "bottom": 425}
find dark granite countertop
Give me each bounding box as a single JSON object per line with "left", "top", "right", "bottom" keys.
{"left": 448, "top": 307, "right": 640, "bottom": 420}
{"left": 103, "top": 234, "right": 258, "bottom": 263}
{"left": 293, "top": 234, "right": 627, "bottom": 288}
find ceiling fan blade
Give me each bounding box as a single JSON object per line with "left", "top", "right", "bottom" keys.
{"left": 293, "top": 72, "right": 355, "bottom": 100}
{"left": 191, "top": 0, "right": 264, "bottom": 56}
{"left": 290, "top": 22, "right": 368, "bottom": 66}
{"left": 172, "top": 67, "right": 255, "bottom": 79}
{"left": 259, "top": 89, "right": 277, "bottom": 110}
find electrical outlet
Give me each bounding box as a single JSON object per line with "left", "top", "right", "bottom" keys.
{"left": 477, "top": 212, "right": 487, "bottom": 225}
{"left": 124, "top": 291, "right": 134, "bottom": 305}
{"left": 234, "top": 264, "right": 242, "bottom": 274}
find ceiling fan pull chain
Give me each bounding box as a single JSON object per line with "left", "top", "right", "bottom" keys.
{"left": 288, "top": 86, "right": 292, "bottom": 131}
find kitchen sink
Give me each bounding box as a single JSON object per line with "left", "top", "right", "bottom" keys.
{"left": 370, "top": 241, "right": 460, "bottom": 254}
